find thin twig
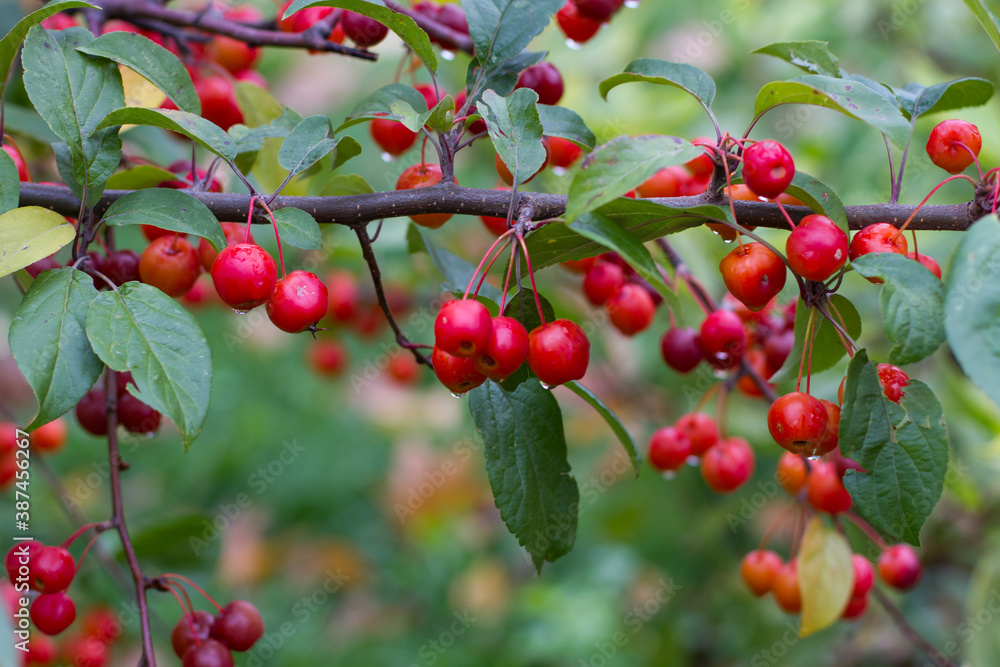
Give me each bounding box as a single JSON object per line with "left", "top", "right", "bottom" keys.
{"left": 872, "top": 588, "right": 957, "bottom": 667}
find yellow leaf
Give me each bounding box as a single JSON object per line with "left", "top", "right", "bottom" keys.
{"left": 122, "top": 65, "right": 166, "bottom": 109}
{"left": 799, "top": 516, "right": 854, "bottom": 636}
{"left": 0, "top": 207, "right": 75, "bottom": 278}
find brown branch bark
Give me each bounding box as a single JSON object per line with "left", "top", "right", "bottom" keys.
{"left": 382, "top": 0, "right": 475, "bottom": 54}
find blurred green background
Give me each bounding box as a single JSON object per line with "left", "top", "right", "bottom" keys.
{"left": 4, "top": 0, "right": 1000, "bottom": 665}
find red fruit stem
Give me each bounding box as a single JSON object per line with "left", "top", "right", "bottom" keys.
{"left": 716, "top": 385, "right": 730, "bottom": 438}
{"left": 956, "top": 141, "right": 983, "bottom": 182}
{"left": 243, "top": 196, "right": 255, "bottom": 244}
{"left": 773, "top": 200, "right": 796, "bottom": 230}
{"left": 164, "top": 580, "right": 193, "bottom": 622}
{"left": 463, "top": 229, "right": 514, "bottom": 299}
{"left": 515, "top": 232, "right": 546, "bottom": 326}
{"left": 499, "top": 244, "right": 516, "bottom": 312}
{"left": 789, "top": 505, "right": 807, "bottom": 559}
{"left": 471, "top": 238, "right": 512, "bottom": 300}
{"left": 893, "top": 174, "right": 977, "bottom": 239}
{"left": 805, "top": 306, "right": 819, "bottom": 395}
{"left": 257, "top": 198, "right": 287, "bottom": 279}
{"left": 162, "top": 574, "right": 224, "bottom": 612}
{"left": 872, "top": 588, "right": 957, "bottom": 667}
{"left": 61, "top": 522, "right": 105, "bottom": 550}
{"left": 693, "top": 382, "right": 721, "bottom": 414}
{"left": 795, "top": 309, "right": 816, "bottom": 393}
{"left": 75, "top": 532, "right": 103, "bottom": 572}
{"left": 992, "top": 177, "right": 1000, "bottom": 215}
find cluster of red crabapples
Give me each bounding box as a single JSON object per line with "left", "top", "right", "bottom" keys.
{"left": 0, "top": 419, "right": 67, "bottom": 492}
{"left": 555, "top": 0, "right": 636, "bottom": 46}
{"left": 169, "top": 597, "right": 265, "bottom": 667}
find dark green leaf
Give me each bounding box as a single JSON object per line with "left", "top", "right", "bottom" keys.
{"left": 464, "top": 50, "right": 545, "bottom": 107}
{"left": 851, "top": 253, "right": 945, "bottom": 365}
{"left": 0, "top": 207, "right": 76, "bottom": 278}
{"left": 53, "top": 135, "right": 121, "bottom": 208}
{"left": 783, "top": 171, "right": 848, "bottom": 230}
{"left": 85, "top": 283, "right": 212, "bottom": 450}
{"left": 330, "top": 136, "right": 363, "bottom": 170}
{"left": 101, "top": 189, "right": 226, "bottom": 251}
{"left": 406, "top": 223, "right": 502, "bottom": 303}
{"left": 963, "top": 0, "right": 1000, "bottom": 53}
{"left": 750, "top": 40, "right": 842, "bottom": 77}
{"left": 566, "top": 134, "right": 699, "bottom": 222}
{"left": 564, "top": 381, "right": 638, "bottom": 475}
{"left": 105, "top": 165, "right": 177, "bottom": 190}
{"left": 537, "top": 104, "right": 596, "bottom": 151}
{"left": 390, "top": 100, "right": 434, "bottom": 133}
{"left": 96, "top": 108, "right": 237, "bottom": 161}
{"left": 77, "top": 31, "right": 200, "bottom": 114}
{"left": 127, "top": 513, "right": 216, "bottom": 568}
{"left": 770, "top": 295, "right": 861, "bottom": 383}
{"left": 469, "top": 379, "right": 578, "bottom": 571}
{"left": 890, "top": 78, "right": 994, "bottom": 120}
{"left": 2, "top": 103, "right": 59, "bottom": 143}
{"left": 339, "top": 83, "right": 428, "bottom": 131}
{"left": 478, "top": 88, "right": 546, "bottom": 188}
{"left": 272, "top": 207, "right": 322, "bottom": 250}
{"left": 0, "top": 150, "right": 19, "bottom": 215}
{"left": 754, "top": 75, "right": 912, "bottom": 147}
{"left": 9, "top": 268, "right": 103, "bottom": 430}
{"left": 278, "top": 115, "right": 339, "bottom": 177}
{"left": 599, "top": 58, "right": 716, "bottom": 109}
{"left": 464, "top": 0, "right": 562, "bottom": 68}
{"left": 284, "top": 0, "right": 437, "bottom": 71}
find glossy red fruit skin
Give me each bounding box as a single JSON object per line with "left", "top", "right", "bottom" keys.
{"left": 686, "top": 138, "right": 716, "bottom": 177}
{"left": 807, "top": 460, "right": 853, "bottom": 514}
{"left": 719, "top": 242, "right": 787, "bottom": 311}
{"left": 141, "top": 224, "right": 185, "bottom": 242}
{"left": 700, "top": 436, "right": 755, "bottom": 493}
{"left": 434, "top": 300, "right": 493, "bottom": 358}
{"left": 908, "top": 252, "right": 942, "bottom": 279}
{"left": 341, "top": 11, "right": 388, "bottom": 47}
{"left": 637, "top": 165, "right": 687, "bottom": 198}
{"left": 526, "top": 319, "right": 590, "bottom": 386}
{"left": 2, "top": 141, "right": 31, "bottom": 181}
{"left": 31, "top": 592, "right": 76, "bottom": 635}
{"left": 199, "top": 222, "right": 251, "bottom": 272}
{"left": 139, "top": 236, "right": 202, "bottom": 297}
{"left": 851, "top": 554, "right": 874, "bottom": 598}
{"left": 878, "top": 544, "right": 922, "bottom": 590}
{"left": 205, "top": 8, "right": 261, "bottom": 74}
{"left": 763, "top": 327, "right": 794, "bottom": 376}
{"left": 307, "top": 339, "right": 348, "bottom": 377}
{"left": 742, "top": 140, "right": 795, "bottom": 199}
{"left": 516, "top": 62, "right": 564, "bottom": 106}
{"left": 556, "top": 1, "right": 603, "bottom": 42}
{"left": 583, "top": 261, "right": 626, "bottom": 305}
{"left": 118, "top": 394, "right": 162, "bottom": 435}
{"left": 842, "top": 593, "right": 868, "bottom": 619}
{"left": 571, "top": 0, "right": 622, "bottom": 21}
{"left": 31, "top": 418, "right": 67, "bottom": 453}
{"left": 195, "top": 76, "right": 243, "bottom": 131}
{"left": 817, "top": 399, "right": 840, "bottom": 455}
{"left": 182, "top": 638, "right": 234, "bottom": 667}
{"left": 699, "top": 310, "right": 747, "bottom": 370}
{"left": 647, "top": 426, "right": 692, "bottom": 472}
{"left": 5, "top": 540, "right": 42, "bottom": 587}
{"left": 211, "top": 600, "right": 264, "bottom": 652}
{"left": 848, "top": 223, "right": 908, "bottom": 263}
{"left": 926, "top": 119, "right": 981, "bottom": 174}
{"left": 326, "top": 271, "right": 359, "bottom": 322}
{"left": 675, "top": 413, "right": 718, "bottom": 456}
{"left": 777, "top": 451, "right": 807, "bottom": 495}
{"left": 432, "top": 346, "right": 487, "bottom": 393}
{"left": 767, "top": 392, "right": 829, "bottom": 456}
{"left": 31, "top": 546, "right": 75, "bottom": 594}
{"left": 371, "top": 117, "right": 417, "bottom": 156}
{"left": 266, "top": 271, "right": 329, "bottom": 333}
{"left": 103, "top": 249, "right": 141, "bottom": 286}
{"left": 741, "top": 549, "right": 783, "bottom": 596}
{"left": 210, "top": 243, "right": 277, "bottom": 310}
{"left": 25, "top": 633, "right": 58, "bottom": 664}
{"left": 786, "top": 214, "right": 849, "bottom": 282}
{"left": 397, "top": 164, "right": 453, "bottom": 228}
{"left": 606, "top": 283, "right": 656, "bottom": 336}
{"left": 473, "top": 317, "right": 529, "bottom": 381}
{"left": 877, "top": 363, "right": 910, "bottom": 403}
{"left": 772, "top": 562, "right": 801, "bottom": 613}
{"left": 75, "top": 388, "right": 108, "bottom": 436}
{"left": 660, "top": 327, "right": 703, "bottom": 373}
{"left": 547, "top": 136, "right": 583, "bottom": 169}
{"left": 25, "top": 256, "right": 61, "bottom": 278}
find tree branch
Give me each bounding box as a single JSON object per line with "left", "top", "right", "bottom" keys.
{"left": 872, "top": 588, "right": 957, "bottom": 667}
{"left": 382, "top": 0, "right": 475, "bottom": 54}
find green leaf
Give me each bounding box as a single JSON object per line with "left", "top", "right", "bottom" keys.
{"left": 478, "top": 88, "right": 546, "bottom": 189}
{"left": 2, "top": 103, "right": 59, "bottom": 143}
{"left": 798, "top": 517, "right": 853, "bottom": 637}
{"left": 0, "top": 150, "right": 20, "bottom": 215}
{"left": 284, "top": 0, "right": 437, "bottom": 71}
{"left": 750, "top": 40, "right": 842, "bottom": 77}
{"left": 101, "top": 189, "right": 226, "bottom": 251}
{"left": 0, "top": 0, "right": 96, "bottom": 98}
{"left": 127, "top": 513, "right": 215, "bottom": 568}
{"left": 330, "top": 136, "right": 363, "bottom": 170}
{"left": 537, "top": 104, "right": 596, "bottom": 151}
{"left": 339, "top": 83, "right": 429, "bottom": 131}
{"left": 425, "top": 95, "right": 456, "bottom": 134}
{"left": 96, "top": 108, "right": 237, "bottom": 161}
{"left": 77, "top": 31, "right": 201, "bottom": 115}
{"left": 406, "top": 223, "right": 502, "bottom": 303}
{"left": 851, "top": 253, "right": 945, "bottom": 365}
{"left": 565, "top": 134, "right": 700, "bottom": 222}
{"left": 105, "top": 165, "right": 178, "bottom": 190}
{"left": 770, "top": 295, "right": 861, "bottom": 384}
{"left": 783, "top": 171, "right": 848, "bottom": 230}
{"left": 9, "top": 268, "right": 104, "bottom": 430}
{"left": 235, "top": 82, "right": 285, "bottom": 128}
{"left": 53, "top": 134, "right": 122, "bottom": 209}
{"left": 945, "top": 215, "right": 1000, "bottom": 410}
{"left": 465, "top": 50, "right": 545, "bottom": 107}
{"left": 390, "top": 100, "right": 434, "bottom": 133}
{"left": 599, "top": 58, "right": 716, "bottom": 109}
{"left": 567, "top": 212, "right": 679, "bottom": 311}
{"left": 319, "top": 173, "right": 374, "bottom": 196}
{"left": 840, "top": 351, "right": 949, "bottom": 545}
{"left": 890, "top": 78, "right": 994, "bottom": 120}
{"left": 0, "top": 207, "right": 76, "bottom": 279}
{"left": 564, "top": 381, "right": 638, "bottom": 475}
{"left": 464, "top": 0, "right": 562, "bottom": 68}
{"left": 278, "top": 115, "right": 339, "bottom": 177}
{"left": 963, "top": 0, "right": 1000, "bottom": 53}
{"left": 85, "top": 283, "right": 213, "bottom": 450}
{"left": 272, "top": 207, "right": 322, "bottom": 250}
{"left": 469, "top": 379, "right": 578, "bottom": 571}
{"left": 754, "top": 75, "right": 912, "bottom": 148}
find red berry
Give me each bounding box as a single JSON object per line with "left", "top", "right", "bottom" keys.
{"left": 102, "top": 249, "right": 141, "bottom": 286}
{"left": 473, "top": 317, "right": 529, "bottom": 381}
{"left": 25, "top": 256, "right": 61, "bottom": 278}
{"left": 700, "top": 436, "right": 755, "bottom": 493}
{"left": 786, "top": 214, "right": 849, "bottom": 282}
{"left": 142, "top": 224, "right": 184, "bottom": 242}
{"left": 198, "top": 223, "right": 251, "bottom": 272}
{"left": 659, "top": 327, "right": 703, "bottom": 373}
{"left": 139, "top": 235, "right": 202, "bottom": 297}
{"left": 63, "top": 635, "right": 108, "bottom": 667}
{"left": 907, "top": 252, "right": 942, "bottom": 279}
{"left": 194, "top": 75, "right": 243, "bottom": 131}
{"left": 637, "top": 165, "right": 687, "bottom": 198}
{"left": 926, "top": 119, "right": 981, "bottom": 174}
{"left": 848, "top": 223, "right": 908, "bottom": 265}
{"left": 851, "top": 554, "right": 874, "bottom": 598}
{"left": 25, "top": 633, "right": 58, "bottom": 664}
{"left": 119, "top": 394, "right": 162, "bottom": 435}
{"left": 736, "top": 347, "right": 772, "bottom": 397}
{"left": 84, "top": 605, "right": 121, "bottom": 644}
{"left": 817, "top": 399, "right": 840, "bottom": 455}
{"left": 699, "top": 310, "right": 747, "bottom": 370}
{"left": 582, "top": 260, "right": 625, "bottom": 305}
{"left": 326, "top": 270, "right": 359, "bottom": 322}
{"left": 777, "top": 452, "right": 807, "bottom": 495}
{"left": 516, "top": 62, "right": 564, "bottom": 106}
{"left": 370, "top": 118, "right": 417, "bottom": 156}
{"left": 547, "top": 136, "right": 583, "bottom": 169}
{"left": 434, "top": 299, "right": 493, "bottom": 358}
{"left": 719, "top": 242, "right": 787, "bottom": 311}
{"left": 842, "top": 593, "right": 868, "bottom": 619}
{"left": 742, "top": 140, "right": 795, "bottom": 199}
{"left": 432, "top": 346, "right": 487, "bottom": 394}
{"left": 877, "top": 544, "right": 922, "bottom": 590}
{"left": 32, "top": 418, "right": 67, "bottom": 453}
{"left": 675, "top": 413, "right": 718, "bottom": 456}
{"left": 646, "top": 426, "right": 691, "bottom": 472}
{"left": 397, "top": 163, "right": 453, "bottom": 228}
{"left": 210, "top": 243, "right": 277, "bottom": 310}
{"left": 571, "top": 0, "right": 623, "bottom": 21}
{"left": 606, "top": 283, "right": 656, "bottom": 336}
{"left": 877, "top": 363, "right": 910, "bottom": 403}
{"left": 556, "top": 1, "right": 603, "bottom": 43}
{"left": 31, "top": 546, "right": 75, "bottom": 594}
{"left": 767, "top": 392, "right": 829, "bottom": 456}
{"left": 76, "top": 388, "right": 108, "bottom": 436}
{"left": 182, "top": 638, "right": 234, "bottom": 667}
{"left": 31, "top": 592, "right": 76, "bottom": 635}
{"left": 388, "top": 354, "right": 420, "bottom": 385}
{"left": 205, "top": 7, "right": 261, "bottom": 74}
{"left": 5, "top": 540, "right": 42, "bottom": 586}
{"left": 741, "top": 549, "right": 783, "bottom": 596}
{"left": 772, "top": 562, "right": 801, "bottom": 613}
{"left": 807, "top": 460, "right": 852, "bottom": 514}
{"left": 2, "top": 140, "right": 31, "bottom": 181}
{"left": 266, "top": 271, "right": 329, "bottom": 333}
{"left": 762, "top": 328, "right": 794, "bottom": 376}
{"left": 211, "top": 600, "right": 264, "bottom": 652}
{"left": 686, "top": 137, "right": 716, "bottom": 177}
{"left": 526, "top": 319, "right": 590, "bottom": 386}
{"left": 307, "top": 339, "right": 348, "bottom": 377}
{"left": 341, "top": 11, "right": 388, "bottom": 47}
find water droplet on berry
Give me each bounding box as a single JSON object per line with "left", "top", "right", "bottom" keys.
{"left": 687, "top": 455, "right": 700, "bottom": 467}
{"left": 232, "top": 308, "right": 249, "bottom": 315}
{"left": 807, "top": 454, "right": 820, "bottom": 461}
{"left": 624, "top": 0, "right": 640, "bottom": 7}
{"left": 540, "top": 383, "right": 554, "bottom": 391}
{"left": 380, "top": 151, "right": 393, "bottom": 163}
{"left": 450, "top": 391, "right": 466, "bottom": 399}
{"left": 552, "top": 166, "right": 567, "bottom": 176}
{"left": 441, "top": 50, "right": 456, "bottom": 61}
{"left": 565, "top": 38, "right": 584, "bottom": 51}
{"left": 661, "top": 470, "right": 676, "bottom": 480}
{"left": 723, "top": 237, "right": 734, "bottom": 244}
